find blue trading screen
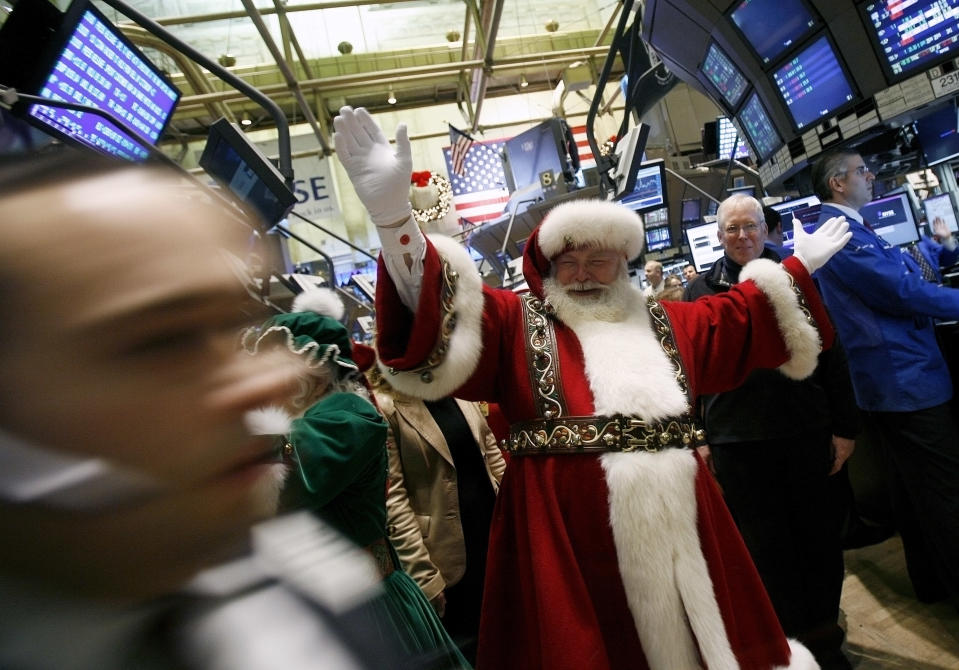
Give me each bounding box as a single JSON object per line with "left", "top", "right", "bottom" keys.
{"left": 862, "top": 0, "right": 959, "bottom": 80}
{"left": 860, "top": 193, "right": 921, "bottom": 246}
{"left": 701, "top": 42, "right": 749, "bottom": 107}
{"left": 772, "top": 35, "right": 855, "bottom": 130}
{"left": 730, "top": 0, "right": 818, "bottom": 65}
{"left": 28, "top": 8, "right": 179, "bottom": 161}
{"left": 738, "top": 92, "right": 781, "bottom": 161}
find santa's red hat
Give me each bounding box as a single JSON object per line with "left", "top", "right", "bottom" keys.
{"left": 522, "top": 199, "right": 644, "bottom": 298}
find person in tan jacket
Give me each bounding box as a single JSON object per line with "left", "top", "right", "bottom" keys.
{"left": 370, "top": 371, "right": 505, "bottom": 665}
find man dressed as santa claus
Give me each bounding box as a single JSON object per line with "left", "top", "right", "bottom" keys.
{"left": 333, "top": 106, "right": 851, "bottom": 670}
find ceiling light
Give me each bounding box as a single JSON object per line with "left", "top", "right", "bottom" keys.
{"left": 446, "top": 30, "right": 460, "bottom": 43}
{"left": 240, "top": 114, "right": 252, "bottom": 126}
{"left": 387, "top": 87, "right": 397, "bottom": 105}
{"left": 520, "top": 74, "right": 529, "bottom": 88}
{"left": 545, "top": 20, "right": 559, "bottom": 32}
{"left": 337, "top": 41, "right": 353, "bottom": 55}
{"left": 218, "top": 53, "right": 236, "bottom": 67}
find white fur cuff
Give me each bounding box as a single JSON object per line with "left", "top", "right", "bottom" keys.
{"left": 376, "top": 234, "right": 484, "bottom": 400}
{"left": 740, "top": 258, "right": 821, "bottom": 380}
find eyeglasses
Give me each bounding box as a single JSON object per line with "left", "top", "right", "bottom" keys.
{"left": 835, "top": 164, "right": 871, "bottom": 178}
{"left": 722, "top": 223, "right": 761, "bottom": 237}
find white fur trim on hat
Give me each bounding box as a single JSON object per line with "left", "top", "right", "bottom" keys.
{"left": 291, "top": 287, "right": 345, "bottom": 321}
{"left": 537, "top": 199, "right": 645, "bottom": 261}
{"left": 739, "top": 258, "right": 821, "bottom": 380}
{"left": 774, "top": 639, "right": 820, "bottom": 670}
{"left": 244, "top": 405, "right": 294, "bottom": 436}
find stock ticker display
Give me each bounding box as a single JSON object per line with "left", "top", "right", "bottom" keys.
{"left": 772, "top": 34, "right": 856, "bottom": 130}
{"left": 29, "top": 8, "right": 179, "bottom": 161}
{"left": 702, "top": 41, "right": 749, "bottom": 107}
{"left": 862, "top": 0, "right": 959, "bottom": 80}
{"left": 739, "top": 91, "right": 781, "bottom": 161}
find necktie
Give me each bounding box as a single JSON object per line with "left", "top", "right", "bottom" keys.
{"left": 906, "top": 245, "right": 939, "bottom": 283}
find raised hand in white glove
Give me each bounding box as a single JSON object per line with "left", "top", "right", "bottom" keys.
{"left": 333, "top": 106, "right": 412, "bottom": 227}
{"left": 791, "top": 215, "right": 851, "bottom": 274}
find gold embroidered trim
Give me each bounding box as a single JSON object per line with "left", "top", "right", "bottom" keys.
{"left": 520, "top": 293, "right": 566, "bottom": 419}
{"left": 388, "top": 259, "right": 459, "bottom": 384}
{"left": 646, "top": 297, "right": 692, "bottom": 400}
{"left": 787, "top": 273, "right": 816, "bottom": 329}
{"left": 507, "top": 414, "right": 706, "bottom": 455}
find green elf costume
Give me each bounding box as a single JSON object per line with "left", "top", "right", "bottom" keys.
{"left": 242, "top": 287, "right": 468, "bottom": 670}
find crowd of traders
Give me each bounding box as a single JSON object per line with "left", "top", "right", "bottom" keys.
{"left": 1, "top": 108, "right": 957, "bottom": 670}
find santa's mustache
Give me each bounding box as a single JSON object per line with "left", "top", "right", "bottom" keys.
{"left": 565, "top": 280, "right": 608, "bottom": 293}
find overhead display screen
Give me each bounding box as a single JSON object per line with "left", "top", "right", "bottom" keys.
{"left": 738, "top": 91, "right": 781, "bottom": 161}
{"left": 718, "top": 116, "right": 750, "bottom": 159}
{"left": 729, "top": 0, "right": 819, "bottom": 66}
{"left": 701, "top": 41, "right": 750, "bottom": 108}
{"left": 860, "top": 0, "right": 959, "bottom": 82}
{"left": 26, "top": 3, "right": 180, "bottom": 161}
{"left": 772, "top": 34, "right": 856, "bottom": 131}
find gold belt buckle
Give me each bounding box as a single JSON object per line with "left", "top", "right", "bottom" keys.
{"left": 620, "top": 417, "right": 659, "bottom": 453}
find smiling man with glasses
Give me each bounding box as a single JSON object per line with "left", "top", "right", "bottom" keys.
{"left": 811, "top": 148, "right": 959, "bottom": 613}
{"left": 685, "top": 192, "right": 860, "bottom": 669}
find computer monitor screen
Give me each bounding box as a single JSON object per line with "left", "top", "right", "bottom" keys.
{"left": 772, "top": 34, "right": 856, "bottom": 131}
{"left": 726, "top": 184, "right": 757, "bottom": 198}
{"left": 915, "top": 103, "right": 959, "bottom": 167}
{"left": 619, "top": 159, "right": 668, "bottom": 214}
{"left": 770, "top": 194, "right": 821, "bottom": 219}
{"left": 780, "top": 203, "right": 822, "bottom": 248}
{"left": 611, "top": 123, "right": 652, "bottom": 199}
{"left": 860, "top": 0, "right": 959, "bottom": 83}
{"left": 681, "top": 198, "right": 702, "bottom": 224}
{"left": 923, "top": 192, "right": 959, "bottom": 234}
{"left": 706, "top": 200, "right": 719, "bottom": 216}
{"left": 645, "top": 225, "right": 673, "bottom": 252}
{"left": 684, "top": 220, "right": 724, "bottom": 272}
{"left": 738, "top": 91, "right": 781, "bottom": 162}
{"left": 729, "top": 0, "right": 819, "bottom": 66}
{"left": 199, "top": 118, "right": 297, "bottom": 227}
{"left": 700, "top": 41, "right": 750, "bottom": 108}
{"left": 860, "top": 193, "right": 921, "bottom": 247}
{"left": 0, "top": 0, "right": 179, "bottom": 162}
{"left": 718, "top": 116, "right": 750, "bottom": 160}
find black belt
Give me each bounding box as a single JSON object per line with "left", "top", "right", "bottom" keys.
{"left": 506, "top": 414, "right": 705, "bottom": 456}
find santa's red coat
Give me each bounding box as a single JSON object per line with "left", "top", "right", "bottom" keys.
{"left": 375, "top": 235, "right": 828, "bottom": 670}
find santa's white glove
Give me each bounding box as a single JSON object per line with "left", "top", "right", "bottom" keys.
{"left": 791, "top": 215, "right": 851, "bottom": 274}
{"left": 333, "top": 106, "right": 412, "bottom": 227}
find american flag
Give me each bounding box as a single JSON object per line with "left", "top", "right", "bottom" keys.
{"left": 443, "top": 138, "right": 510, "bottom": 225}
{"left": 570, "top": 125, "right": 596, "bottom": 170}
{"left": 449, "top": 125, "right": 474, "bottom": 176}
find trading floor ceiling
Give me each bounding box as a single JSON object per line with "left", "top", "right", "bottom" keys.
{"left": 93, "top": 0, "right": 628, "bottom": 151}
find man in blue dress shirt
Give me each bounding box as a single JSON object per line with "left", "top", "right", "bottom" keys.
{"left": 811, "top": 149, "right": 959, "bottom": 611}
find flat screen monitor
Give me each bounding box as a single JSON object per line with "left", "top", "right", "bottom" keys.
{"left": 0, "top": 0, "right": 180, "bottom": 162}
{"left": 718, "top": 116, "right": 750, "bottom": 160}
{"left": 645, "top": 224, "right": 673, "bottom": 252}
{"left": 770, "top": 194, "right": 821, "bottom": 219}
{"left": 611, "top": 123, "right": 652, "bottom": 199}
{"left": 780, "top": 203, "right": 822, "bottom": 248}
{"left": 860, "top": 0, "right": 959, "bottom": 83}
{"left": 726, "top": 184, "right": 757, "bottom": 198}
{"left": 729, "top": 0, "right": 819, "bottom": 67}
{"left": 706, "top": 200, "right": 719, "bottom": 216}
{"left": 915, "top": 102, "right": 959, "bottom": 167}
{"left": 738, "top": 91, "right": 781, "bottom": 162}
{"left": 199, "top": 118, "right": 297, "bottom": 227}
{"left": 700, "top": 41, "right": 750, "bottom": 109}
{"left": 618, "top": 159, "right": 668, "bottom": 214}
{"left": 681, "top": 198, "right": 702, "bottom": 224}
{"left": 772, "top": 33, "right": 856, "bottom": 131}
{"left": 923, "top": 192, "right": 959, "bottom": 233}
{"left": 860, "top": 193, "right": 921, "bottom": 247}
{"left": 684, "top": 220, "right": 724, "bottom": 272}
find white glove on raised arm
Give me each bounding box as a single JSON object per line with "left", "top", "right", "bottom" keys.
{"left": 791, "top": 215, "right": 851, "bottom": 274}
{"left": 333, "top": 106, "right": 412, "bottom": 227}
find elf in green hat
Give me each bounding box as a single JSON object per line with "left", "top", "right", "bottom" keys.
{"left": 243, "top": 287, "right": 469, "bottom": 669}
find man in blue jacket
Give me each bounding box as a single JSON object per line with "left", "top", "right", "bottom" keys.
{"left": 811, "top": 149, "right": 959, "bottom": 610}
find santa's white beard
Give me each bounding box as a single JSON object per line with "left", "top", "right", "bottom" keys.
{"left": 543, "top": 272, "right": 634, "bottom": 324}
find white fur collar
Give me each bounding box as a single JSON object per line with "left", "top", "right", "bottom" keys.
{"left": 560, "top": 287, "right": 689, "bottom": 420}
